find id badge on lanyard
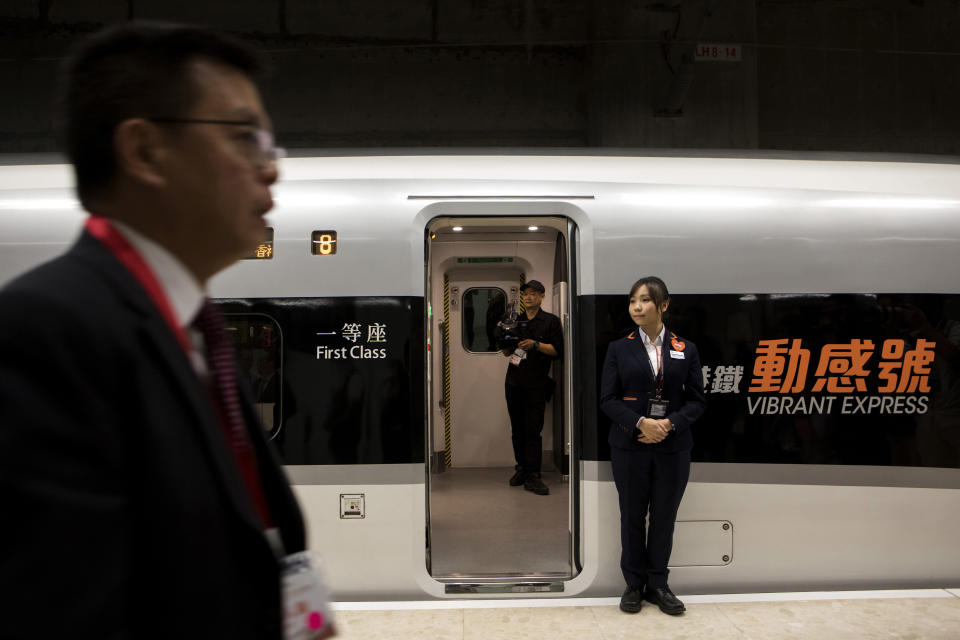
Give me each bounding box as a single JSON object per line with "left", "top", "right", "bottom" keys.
{"left": 265, "top": 530, "right": 335, "bottom": 639}
{"left": 281, "top": 551, "right": 335, "bottom": 639}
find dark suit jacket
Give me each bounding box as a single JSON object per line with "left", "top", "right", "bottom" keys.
{"left": 0, "top": 232, "right": 305, "bottom": 639}
{"left": 600, "top": 326, "right": 706, "bottom": 453}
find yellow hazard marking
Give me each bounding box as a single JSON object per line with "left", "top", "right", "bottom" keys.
{"left": 442, "top": 274, "right": 453, "bottom": 469}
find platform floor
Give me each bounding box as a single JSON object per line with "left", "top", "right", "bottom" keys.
{"left": 330, "top": 589, "right": 960, "bottom": 639}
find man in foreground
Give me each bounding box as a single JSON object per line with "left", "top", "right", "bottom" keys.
{"left": 0, "top": 22, "right": 325, "bottom": 638}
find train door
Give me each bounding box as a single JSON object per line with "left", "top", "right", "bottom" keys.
{"left": 426, "top": 215, "right": 576, "bottom": 590}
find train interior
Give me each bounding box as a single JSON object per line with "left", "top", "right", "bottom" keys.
{"left": 426, "top": 215, "right": 575, "bottom": 588}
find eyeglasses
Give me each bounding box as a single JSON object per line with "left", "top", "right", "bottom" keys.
{"left": 148, "top": 117, "right": 286, "bottom": 167}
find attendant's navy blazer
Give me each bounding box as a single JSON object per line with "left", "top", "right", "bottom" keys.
{"left": 600, "top": 326, "right": 706, "bottom": 452}
{"left": 0, "top": 232, "right": 305, "bottom": 639}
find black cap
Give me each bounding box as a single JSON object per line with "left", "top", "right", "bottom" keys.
{"left": 520, "top": 280, "right": 546, "bottom": 293}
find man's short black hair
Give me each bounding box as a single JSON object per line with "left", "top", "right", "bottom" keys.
{"left": 59, "top": 21, "right": 267, "bottom": 210}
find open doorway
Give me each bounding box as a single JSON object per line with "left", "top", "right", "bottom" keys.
{"left": 426, "top": 215, "right": 575, "bottom": 587}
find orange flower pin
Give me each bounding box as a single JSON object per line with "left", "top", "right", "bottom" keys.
{"left": 670, "top": 333, "right": 685, "bottom": 352}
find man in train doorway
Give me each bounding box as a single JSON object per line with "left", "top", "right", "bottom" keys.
{"left": 0, "top": 22, "right": 330, "bottom": 639}
{"left": 500, "top": 280, "right": 564, "bottom": 495}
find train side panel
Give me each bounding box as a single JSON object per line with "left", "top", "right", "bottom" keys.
{"left": 1, "top": 155, "right": 959, "bottom": 599}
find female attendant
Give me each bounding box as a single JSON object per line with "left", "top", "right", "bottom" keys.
{"left": 600, "top": 276, "right": 706, "bottom": 615}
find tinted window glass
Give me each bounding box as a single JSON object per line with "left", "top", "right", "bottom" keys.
{"left": 224, "top": 313, "right": 282, "bottom": 439}
{"left": 462, "top": 287, "right": 506, "bottom": 352}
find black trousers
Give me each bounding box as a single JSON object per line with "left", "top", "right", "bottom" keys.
{"left": 610, "top": 446, "right": 691, "bottom": 589}
{"left": 504, "top": 382, "right": 547, "bottom": 474}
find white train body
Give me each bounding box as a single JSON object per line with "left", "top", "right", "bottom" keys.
{"left": 2, "top": 152, "right": 959, "bottom": 599}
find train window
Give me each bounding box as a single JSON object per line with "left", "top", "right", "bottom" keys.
{"left": 311, "top": 230, "right": 338, "bottom": 255}
{"left": 462, "top": 287, "right": 507, "bottom": 353}
{"left": 223, "top": 314, "right": 283, "bottom": 439}
{"left": 243, "top": 227, "right": 274, "bottom": 260}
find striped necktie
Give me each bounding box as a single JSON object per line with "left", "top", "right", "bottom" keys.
{"left": 193, "top": 300, "right": 273, "bottom": 528}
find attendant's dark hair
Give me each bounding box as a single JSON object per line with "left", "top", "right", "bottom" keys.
{"left": 59, "top": 21, "right": 266, "bottom": 210}
{"left": 629, "top": 276, "right": 670, "bottom": 309}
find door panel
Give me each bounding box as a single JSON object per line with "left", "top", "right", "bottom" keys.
{"left": 426, "top": 214, "right": 575, "bottom": 582}
{"left": 448, "top": 278, "right": 516, "bottom": 467}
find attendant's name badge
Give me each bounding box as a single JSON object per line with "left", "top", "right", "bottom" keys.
{"left": 509, "top": 348, "right": 527, "bottom": 367}
{"left": 669, "top": 350, "right": 685, "bottom": 359}
{"left": 281, "top": 550, "right": 334, "bottom": 639}
{"left": 647, "top": 399, "right": 669, "bottom": 418}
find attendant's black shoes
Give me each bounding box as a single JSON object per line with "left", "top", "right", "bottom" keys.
{"left": 524, "top": 475, "right": 549, "bottom": 495}
{"left": 644, "top": 586, "right": 685, "bottom": 615}
{"left": 619, "top": 586, "right": 643, "bottom": 614}
{"left": 509, "top": 468, "right": 526, "bottom": 486}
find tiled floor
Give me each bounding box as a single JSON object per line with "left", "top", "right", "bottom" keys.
{"left": 330, "top": 590, "right": 960, "bottom": 639}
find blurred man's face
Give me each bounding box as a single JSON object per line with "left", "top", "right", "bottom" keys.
{"left": 161, "top": 58, "right": 278, "bottom": 275}
{"left": 522, "top": 289, "right": 544, "bottom": 310}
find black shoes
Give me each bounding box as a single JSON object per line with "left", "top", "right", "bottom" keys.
{"left": 619, "top": 586, "right": 643, "bottom": 613}
{"left": 510, "top": 468, "right": 549, "bottom": 495}
{"left": 644, "top": 586, "right": 686, "bottom": 615}
{"left": 524, "top": 475, "right": 549, "bottom": 495}
{"left": 618, "top": 584, "right": 685, "bottom": 616}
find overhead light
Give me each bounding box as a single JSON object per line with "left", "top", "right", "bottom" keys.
{"left": 452, "top": 226, "right": 463, "bottom": 232}
{"left": 528, "top": 226, "right": 539, "bottom": 231}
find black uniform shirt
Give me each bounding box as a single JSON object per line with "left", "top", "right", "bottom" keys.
{"left": 504, "top": 308, "right": 563, "bottom": 388}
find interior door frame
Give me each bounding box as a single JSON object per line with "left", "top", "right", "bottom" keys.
{"left": 422, "top": 208, "right": 582, "bottom": 588}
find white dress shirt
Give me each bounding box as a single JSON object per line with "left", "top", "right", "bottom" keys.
{"left": 110, "top": 220, "right": 208, "bottom": 377}
{"left": 640, "top": 325, "right": 665, "bottom": 375}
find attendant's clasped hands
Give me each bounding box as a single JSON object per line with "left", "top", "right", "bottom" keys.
{"left": 637, "top": 418, "right": 671, "bottom": 443}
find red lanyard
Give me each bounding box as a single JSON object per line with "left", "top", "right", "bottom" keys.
{"left": 84, "top": 216, "right": 192, "bottom": 355}
{"left": 88, "top": 216, "right": 274, "bottom": 529}
{"left": 637, "top": 332, "right": 664, "bottom": 400}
